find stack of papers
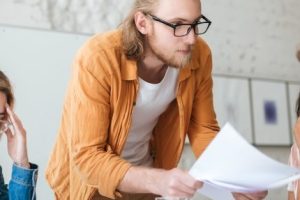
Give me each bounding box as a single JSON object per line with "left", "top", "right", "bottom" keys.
{"left": 189, "top": 123, "right": 300, "bottom": 200}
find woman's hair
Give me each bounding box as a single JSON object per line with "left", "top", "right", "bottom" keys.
{"left": 296, "top": 92, "right": 300, "bottom": 118}
{"left": 0, "top": 70, "right": 14, "bottom": 108}
{"left": 121, "top": 0, "right": 159, "bottom": 60}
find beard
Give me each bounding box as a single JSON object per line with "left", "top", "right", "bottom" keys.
{"left": 146, "top": 34, "right": 193, "bottom": 68}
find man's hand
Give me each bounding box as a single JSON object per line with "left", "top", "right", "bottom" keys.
{"left": 154, "top": 168, "right": 203, "bottom": 197}
{"left": 118, "top": 167, "right": 203, "bottom": 198}
{"left": 232, "top": 191, "right": 268, "bottom": 200}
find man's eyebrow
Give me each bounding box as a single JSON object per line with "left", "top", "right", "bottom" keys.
{"left": 168, "top": 15, "right": 202, "bottom": 23}
{"left": 0, "top": 113, "right": 5, "bottom": 116}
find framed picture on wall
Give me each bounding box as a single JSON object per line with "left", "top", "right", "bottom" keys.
{"left": 288, "top": 83, "right": 300, "bottom": 136}
{"left": 213, "top": 76, "right": 253, "bottom": 143}
{"left": 251, "top": 80, "right": 291, "bottom": 145}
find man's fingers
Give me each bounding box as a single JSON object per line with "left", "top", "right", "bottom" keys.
{"left": 180, "top": 171, "right": 203, "bottom": 190}
{"left": 245, "top": 191, "right": 268, "bottom": 200}
{"left": 166, "top": 169, "right": 203, "bottom": 198}
{"left": 233, "top": 193, "right": 252, "bottom": 200}
{"left": 176, "top": 180, "right": 201, "bottom": 197}
{"left": 233, "top": 191, "right": 268, "bottom": 200}
{"left": 195, "top": 181, "right": 203, "bottom": 189}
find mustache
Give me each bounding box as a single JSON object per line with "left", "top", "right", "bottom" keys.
{"left": 176, "top": 45, "right": 194, "bottom": 52}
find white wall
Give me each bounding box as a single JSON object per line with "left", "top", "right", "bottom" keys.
{"left": 1, "top": 0, "right": 299, "bottom": 81}
{"left": 0, "top": 25, "right": 89, "bottom": 199}
{"left": 203, "top": 0, "right": 300, "bottom": 81}
{"left": 1, "top": 0, "right": 300, "bottom": 199}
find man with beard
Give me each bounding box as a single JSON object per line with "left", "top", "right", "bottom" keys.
{"left": 46, "top": 0, "right": 267, "bottom": 199}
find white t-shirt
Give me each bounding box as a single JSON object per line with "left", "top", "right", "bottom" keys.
{"left": 121, "top": 67, "right": 179, "bottom": 166}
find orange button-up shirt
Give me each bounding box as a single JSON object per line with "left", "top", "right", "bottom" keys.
{"left": 45, "top": 29, "right": 219, "bottom": 200}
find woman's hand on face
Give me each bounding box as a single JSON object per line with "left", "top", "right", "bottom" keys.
{"left": 4, "top": 104, "right": 30, "bottom": 168}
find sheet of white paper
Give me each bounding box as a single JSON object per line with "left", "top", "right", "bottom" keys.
{"left": 189, "top": 123, "right": 300, "bottom": 200}
{"left": 197, "top": 181, "right": 234, "bottom": 200}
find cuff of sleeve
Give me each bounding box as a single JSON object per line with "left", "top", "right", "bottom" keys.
{"left": 102, "top": 162, "right": 132, "bottom": 199}
{"left": 11, "top": 162, "right": 38, "bottom": 186}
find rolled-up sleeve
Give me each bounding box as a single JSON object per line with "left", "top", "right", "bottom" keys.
{"left": 69, "top": 48, "right": 131, "bottom": 199}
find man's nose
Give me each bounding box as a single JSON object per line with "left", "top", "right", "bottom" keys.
{"left": 185, "top": 27, "right": 197, "bottom": 45}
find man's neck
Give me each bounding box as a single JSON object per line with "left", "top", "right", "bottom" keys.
{"left": 137, "top": 58, "right": 168, "bottom": 84}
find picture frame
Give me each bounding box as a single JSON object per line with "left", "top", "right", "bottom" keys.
{"left": 213, "top": 76, "right": 253, "bottom": 143}
{"left": 251, "top": 80, "right": 291, "bottom": 145}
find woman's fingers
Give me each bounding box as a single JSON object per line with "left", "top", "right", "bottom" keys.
{"left": 6, "top": 105, "right": 17, "bottom": 126}
{"left": 5, "top": 104, "right": 26, "bottom": 136}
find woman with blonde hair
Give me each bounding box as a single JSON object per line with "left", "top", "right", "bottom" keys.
{"left": 0, "top": 70, "right": 38, "bottom": 200}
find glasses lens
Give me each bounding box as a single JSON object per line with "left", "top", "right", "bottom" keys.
{"left": 195, "top": 23, "right": 209, "bottom": 35}
{"left": 174, "top": 23, "right": 210, "bottom": 36}
{"left": 174, "top": 25, "right": 192, "bottom": 37}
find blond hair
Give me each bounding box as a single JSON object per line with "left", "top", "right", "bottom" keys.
{"left": 121, "top": 0, "right": 159, "bottom": 60}
{"left": 0, "top": 70, "right": 14, "bottom": 108}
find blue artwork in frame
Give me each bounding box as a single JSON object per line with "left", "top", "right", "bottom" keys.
{"left": 251, "top": 80, "right": 291, "bottom": 145}
{"left": 263, "top": 100, "right": 277, "bottom": 124}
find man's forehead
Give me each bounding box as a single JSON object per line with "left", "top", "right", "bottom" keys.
{"left": 155, "top": 0, "right": 201, "bottom": 19}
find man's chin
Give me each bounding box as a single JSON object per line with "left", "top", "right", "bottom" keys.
{"left": 169, "top": 62, "right": 189, "bottom": 69}
{"left": 174, "top": 57, "right": 192, "bottom": 68}
{"left": 162, "top": 53, "right": 192, "bottom": 69}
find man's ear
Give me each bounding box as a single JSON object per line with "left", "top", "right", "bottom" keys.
{"left": 134, "top": 11, "right": 149, "bottom": 35}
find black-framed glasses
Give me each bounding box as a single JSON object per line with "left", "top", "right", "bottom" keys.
{"left": 148, "top": 14, "right": 212, "bottom": 37}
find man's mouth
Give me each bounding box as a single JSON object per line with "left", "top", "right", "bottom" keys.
{"left": 177, "top": 49, "right": 191, "bottom": 55}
